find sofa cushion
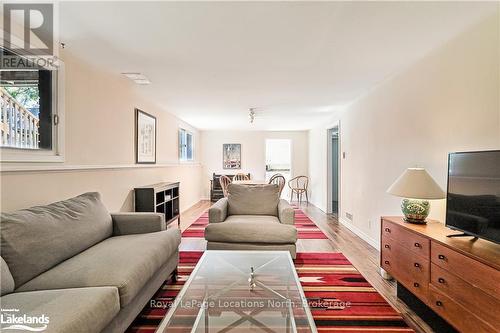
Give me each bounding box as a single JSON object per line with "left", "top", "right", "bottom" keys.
{"left": 17, "top": 229, "right": 181, "bottom": 307}
{"left": 0, "top": 287, "right": 119, "bottom": 333}
{"left": 0, "top": 192, "right": 113, "bottom": 287}
{"left": 227, "top": 184, "right": 280, "bottom": 216}
{"left": 205, "top": 219, "right": 297, "bottom": 244}
{"left": 1, "top": 256, "right": 15, "bottom": 295}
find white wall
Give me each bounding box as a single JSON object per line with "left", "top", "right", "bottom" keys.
{"left": 309, "top": 12, "right": 500, "bottom": 248}
{"left": 1, "top": 49, "right": 203, "bottom": 212}
{"left": 200, "top": 131, "right": 308, "bottom": 198}
{"left": 266, "top": 139, "right": 292, "bottom": 166}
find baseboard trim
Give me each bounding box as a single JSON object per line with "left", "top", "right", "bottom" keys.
{"left": 339, "top": 217, "right": 379, "bottom": 250}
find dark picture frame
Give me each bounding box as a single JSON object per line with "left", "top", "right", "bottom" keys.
{"left": 135, "top": 108, "right": 157, "bottom": 164}
{"left": 223, "top": 143, "right": 241, "bottom": 169}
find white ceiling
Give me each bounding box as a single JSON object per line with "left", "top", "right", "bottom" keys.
{"left": 59, "top": 1, "right": 498, "bottom": 130}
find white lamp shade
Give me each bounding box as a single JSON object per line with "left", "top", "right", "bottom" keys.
{"left": 387, "top": 168, "right": 445, "bottom": 200}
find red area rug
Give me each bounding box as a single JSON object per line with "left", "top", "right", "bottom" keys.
{"left": 127, "top": 251, "right": 413, "bottom": 333}
{"left": 181, "top": 207, "right": 328, "bottom": 239}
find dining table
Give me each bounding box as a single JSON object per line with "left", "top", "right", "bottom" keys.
{"left": 232, "top": 180, "right": 269, "bottom": 185}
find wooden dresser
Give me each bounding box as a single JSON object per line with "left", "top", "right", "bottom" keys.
{"left": 380, "top": 217, "right": 500, "bottom": 333}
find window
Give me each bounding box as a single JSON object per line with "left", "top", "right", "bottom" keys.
{"left": 0, "top": 48, "right": 64, "bottom": 162}
{"left": 179, "top": 128, "right": 194, "bottom": 161}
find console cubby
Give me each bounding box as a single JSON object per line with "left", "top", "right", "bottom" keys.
{"left": 134, "top": 182, "right": 180, "bottom": 227}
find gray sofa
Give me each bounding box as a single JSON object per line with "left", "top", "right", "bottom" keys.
{"left": 0, "top": 192, "right": 181, "bottom": 333}
{"left": 205, "top": 184, "right": 297, "bottom": 258}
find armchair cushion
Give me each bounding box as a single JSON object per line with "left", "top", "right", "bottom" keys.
{"left": 223, "top": 215, "right": 280, "bottom": 224}
{"left": 112, "top": 213, "right": 165, "bottom": 235}
{"left": 209, "top": 198, "right": 228, "bottom": 223}
{"left": 227, "top": 184, "right": 280, "bottom": 216}
{"left": 205, "top": 220, "right": 297, "bottom": 244}
{"left": 278, "top": 199, "right": 295, "bottom": 225}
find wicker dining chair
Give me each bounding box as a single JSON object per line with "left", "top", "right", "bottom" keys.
{"left": 234, "top": 173, "right": 250, "bottom": 181}
{"left": 219, "top": 175, "right": 232, "bottom": 197}
{"left": 288, "top": 175, "right": 309, "bottom": 204}
{"left": 269, "top": 173, "right": 286, "bottom": 196}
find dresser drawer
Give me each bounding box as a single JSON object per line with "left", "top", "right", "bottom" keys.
{"left": 382, "top": 220, "right": 430, "bottom": 258}
{"left": 381, "top": 239, "right": 429, "bottom": 301}
{"left": 428, "top": 284, "right": 497, "bottom": 333}
{"left": 431, "top": 263, "right": 500, "bottom": 327}
{"left": 431, "top": 241, "right": 500, "bottom": 297}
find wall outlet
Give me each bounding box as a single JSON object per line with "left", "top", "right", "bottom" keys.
{"left": 346, "top": 212, "right": 353, "bottom": 221}
{"left": 368, "top": 220, "right": 372, "bottom": 229}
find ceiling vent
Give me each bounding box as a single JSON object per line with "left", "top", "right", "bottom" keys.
{"left": 122, "top": 72, "right": 151, "bottom": 85}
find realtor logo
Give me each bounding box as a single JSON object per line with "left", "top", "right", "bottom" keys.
{"left": 1, "top": 308, "right": 50, "bottom": 332}
{"left": 2, "top": 3, "right": 54, "bottom": 56}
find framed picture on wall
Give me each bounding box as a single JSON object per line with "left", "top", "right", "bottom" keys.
{"left": 135, "top": 108, "right": 156, "bottom": 164}
{"left": 223, "top": 143, "right": 241, "bottom": 169}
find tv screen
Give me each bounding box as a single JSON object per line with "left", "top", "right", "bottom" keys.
{"left": 446, "top": 150, "right": 500, "bottom": 244}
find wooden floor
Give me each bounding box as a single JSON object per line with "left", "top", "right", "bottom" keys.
{"left": 176, "top": 200, "right": 434, "bottom": 333}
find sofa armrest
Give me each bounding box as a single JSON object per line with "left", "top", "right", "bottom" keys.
{"left": 209, "top": 198, "right": 228, "bottom": 223}
{"left": 278, "top": 199, "right": 295, "bottom": 225}
{"left": 111, "top": 213, "right": 166, "bottom": 236}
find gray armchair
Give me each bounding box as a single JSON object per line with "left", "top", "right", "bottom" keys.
{"left": 205, "top": 184, "right": 298, "bottom": 258}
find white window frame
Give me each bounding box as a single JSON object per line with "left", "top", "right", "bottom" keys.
{"left": 0, "top": 48, "right": 65, "bottom": 164}
{"left": 178, "top": 128, "right": 194, "bottom": 162}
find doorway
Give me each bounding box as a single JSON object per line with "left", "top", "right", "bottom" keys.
{"left": 327, "top": 126, "right": 340, "bottom": 216}
{"left": 265, "top": 139, "right": 292, "bottom": 199}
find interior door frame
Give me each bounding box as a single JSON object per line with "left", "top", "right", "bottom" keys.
{"left": 326, "top": 121, "right": 341, "bottom": 215}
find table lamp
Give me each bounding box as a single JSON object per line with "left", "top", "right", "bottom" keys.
{"left": 387, "top": 168, "right": 445, "bottom": 224}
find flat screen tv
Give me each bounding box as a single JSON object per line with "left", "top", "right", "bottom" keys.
{"left": 446, "top": 150, "right": 500, "bottom": 244}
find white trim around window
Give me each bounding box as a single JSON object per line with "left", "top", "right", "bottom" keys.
{"left": 1, "top": 61, "right": 65, "bottom": 163}
{"left": 178, "top": 127, "right": 195, "bottom": 162}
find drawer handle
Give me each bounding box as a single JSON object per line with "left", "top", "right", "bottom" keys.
{"left": 384, "top": 228, "right": 391, "bottom": 233}
{"left": 384, "top": 260, "right": 390, "bottom": 265}
{"left": 384, "top": 244, "right": 390, "bottom": 249}
{"left": 414, "top": 242, "right": 421, "bottom": 248}
{"left": 414, "top": 263, "right": 420, "bottom": 268}
{"left": 438, "top": 278, "right": 445, "bottom": 284}
{"left": 413, "top": 282, "right": 420, "bottom": 287}
{"left": 436, "top": 301, "right": 443, "bottom": 307}
{"left": 438, "top": 254, "right": 446, "bottom": 260}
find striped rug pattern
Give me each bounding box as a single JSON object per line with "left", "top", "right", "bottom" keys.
{"left": 126, "top": 251, "right": 413, "bottom": 333}
{"left": 181, "top": 208, "right": 328, "bottom": 239}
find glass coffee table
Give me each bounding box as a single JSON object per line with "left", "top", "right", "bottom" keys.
{"left": 156, "top": 250, "right": 317, "bottom": 333}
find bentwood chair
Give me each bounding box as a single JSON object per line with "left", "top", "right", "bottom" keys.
{"left": 219, "top": 175, "right": 232, "bottom": 197}
{"left": 288, "top": 175, "right": 309, "bottom": 204}
{"left": 269, "top": 173, "right": 286, "bottom": 196}
{"left": 234, "top": 173, "right": 250, "bottom": 181}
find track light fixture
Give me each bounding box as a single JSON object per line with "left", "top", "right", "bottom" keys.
{"left": 249, "top": 108, "right": 256, "bottom": 124}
